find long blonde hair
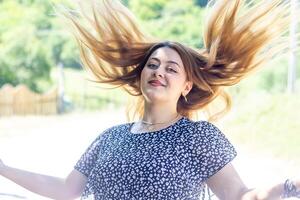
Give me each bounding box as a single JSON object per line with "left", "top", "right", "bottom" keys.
{"left": 61, "top": 0, "right": 295, "bottom": 122}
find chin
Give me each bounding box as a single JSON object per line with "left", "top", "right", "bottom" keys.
{"left": 144, "top": 94, "right": 169, "bottom": 104}
{"left": 142, "top": 88, "right": 169, "bottom": 102}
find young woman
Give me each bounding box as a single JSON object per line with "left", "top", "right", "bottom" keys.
{"left": 1, "top": 0, "right": 299, "bottom": 199}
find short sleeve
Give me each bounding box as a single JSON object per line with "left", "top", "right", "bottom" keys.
{"left": 189, "top": 120, "right": 237, "bottom": 182}
{"left": 74, "top": 130, "right": 109, "bottom": 178}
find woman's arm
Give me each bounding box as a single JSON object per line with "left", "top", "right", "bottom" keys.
{"left": 206, "top": 162, "right": 298, "bottom": 200}
{"left": 0, "top": 159, "right": 87, "bottom": 200}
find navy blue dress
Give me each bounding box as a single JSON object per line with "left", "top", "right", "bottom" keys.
{"left": 74, "top": 117, "right": 237, "bottom": 200}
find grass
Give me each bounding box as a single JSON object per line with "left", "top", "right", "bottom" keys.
{"left": 220, "top": 92, "right": 300, "bottom": 162}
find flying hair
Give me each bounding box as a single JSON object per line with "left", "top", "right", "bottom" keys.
{"left": 59, "top": 0, "right": 299, "bottom": 122}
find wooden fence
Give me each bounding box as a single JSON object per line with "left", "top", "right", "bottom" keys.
{"left": 0, "top": 84, "right": 58, "bottom": 116}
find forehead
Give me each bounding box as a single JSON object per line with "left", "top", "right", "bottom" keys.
{"left": 149, "top": 47, "right": 183, "bottom": 66}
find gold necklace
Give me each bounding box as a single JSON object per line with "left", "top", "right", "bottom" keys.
{"left": 140, "top": 114, "right": 181, "bottom": 131}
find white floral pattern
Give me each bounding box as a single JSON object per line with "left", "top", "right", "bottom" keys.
{"left": 74, "top": 117, "right": 237, "bottom": 200}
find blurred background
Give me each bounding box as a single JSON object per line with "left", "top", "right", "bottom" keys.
{"left": 0, "top": 0, "right": 299, "bottom": 199}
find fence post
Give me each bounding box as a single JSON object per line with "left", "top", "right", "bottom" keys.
{"left": 287, "top": 0, "right": 298, "bottom": 93}
{"left": 57, "top": 62, "right": 65, "bottom": 113}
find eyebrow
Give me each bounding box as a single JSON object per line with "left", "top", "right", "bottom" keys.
{"left": 150, "top": 57, "right": 181, "bottom": 68}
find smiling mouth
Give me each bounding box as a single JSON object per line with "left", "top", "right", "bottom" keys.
{"left": 148, "top": 81, "right": 165, "bottom": 87}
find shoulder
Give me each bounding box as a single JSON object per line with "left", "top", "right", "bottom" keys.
{"left": 104, "top": 122, "right": 130, "bottom": 132}
{"left": 199, "top": 121, "right": 225, "bottom": 138}
{"left": 194, "top": 120, "right": 220, "bottom": 130}
{"left": 180, "top": 118, "right": 222, "bottom": 137}
{"left": 189, "top": 119, "right": 224, "bottom": 137}
{"left": 100, "top": 121, "right": 132, "bottom": 133}
{"left": 189, "top": 120, "right": 237, "bottom": 160}
{"left": 189, "top": 120, "right": 234, "bottom": 147}
{"left": 93, "top": 122, "right": 130, "bottom": 141}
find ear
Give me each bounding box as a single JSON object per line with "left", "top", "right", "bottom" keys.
{"left": 182, "top": 81, "right": 193, "bottom": 96}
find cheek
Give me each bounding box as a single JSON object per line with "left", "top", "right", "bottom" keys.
{"left": 167, "top": 75, "right": 185, "bottom": 87}
{"left": 140, "top": 68, "right": 150, "bottom": 91}
{"left": 164, "top": 76, "right": 182, "bottom": 95}
{"left": 141, "top": 67, "right": 150, "bottom": 78}
{"left": 140, "top": 69, "right": 147, "bottom": 84}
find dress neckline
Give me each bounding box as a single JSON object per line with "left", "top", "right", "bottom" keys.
{"left": 128, "top": 116, "right": 186, "bottom": 135}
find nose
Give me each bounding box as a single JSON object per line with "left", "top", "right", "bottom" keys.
{"left": 152, "top": 68, "right": 164, "bottom": 78}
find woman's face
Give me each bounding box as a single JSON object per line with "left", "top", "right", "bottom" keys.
{"left": 140, "top": 47, "right": 192, "bottom": 105}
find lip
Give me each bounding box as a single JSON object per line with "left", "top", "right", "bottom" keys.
{"left": 148, "top": 80, "right": 165, "bottom": 87}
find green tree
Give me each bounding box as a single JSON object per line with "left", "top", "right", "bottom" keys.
{"left": 129, "top": 0, "right": 168, "bottom": 20}
{"left": 129, "top": 0, "right": 205, "bottom": 48}
{"left": 0, "top": 0, "right": 80, "bottom": 91}
{"left": 0, "top": 1, "right": 52, "bottom": 92}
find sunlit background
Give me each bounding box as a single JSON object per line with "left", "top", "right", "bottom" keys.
{"left": 0, "top": 0, "right": 299, "bottom": 199}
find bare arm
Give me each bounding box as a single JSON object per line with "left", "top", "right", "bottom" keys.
{"left": 206, "top": 162, "right": 298, "bottom": 200}
{"left": 0, "top": 159, "right": 87, "bottom": 200}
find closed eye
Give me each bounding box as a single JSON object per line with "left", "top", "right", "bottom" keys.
{"left": 167, "top": 67, "right": 177, "bottom": 73}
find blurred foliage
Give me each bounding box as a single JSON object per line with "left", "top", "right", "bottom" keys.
{"left": 0, "top": 1, "right": 51, "bottom": 91}
{"left": 0, "top": 0, "right": 80, "bottom": 92}
{"left": 129, "top": 0, "right": 205, "bottom": 48}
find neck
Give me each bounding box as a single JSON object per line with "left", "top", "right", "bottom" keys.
{"left": 142, "top": 101, "right": 179, "bottom": 124}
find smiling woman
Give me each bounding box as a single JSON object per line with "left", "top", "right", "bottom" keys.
{"left": 0, "top": 0, "right": 300, "bottom": 200}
